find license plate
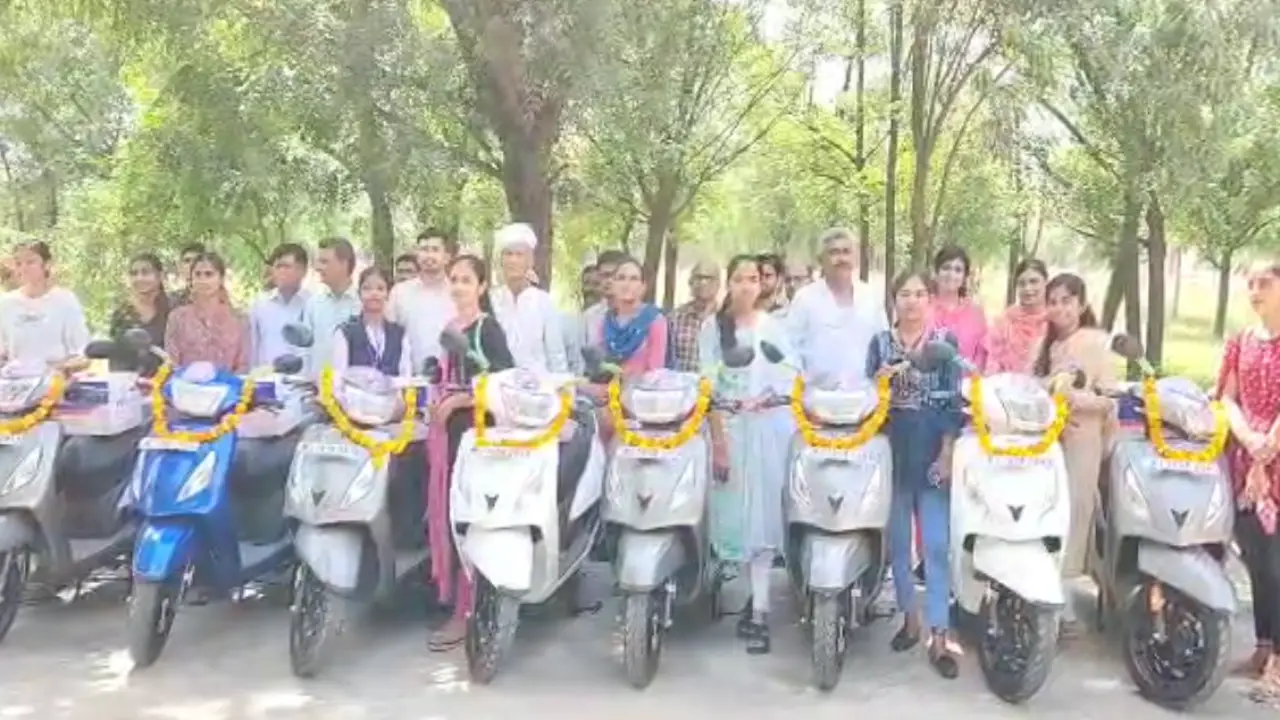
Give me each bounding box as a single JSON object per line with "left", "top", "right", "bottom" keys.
{"left": 1153, "top": 457, "right": 1216, "bottom": 475}
{"left": 618, "top": 445, "right": 671, "bottom": 460}
{"left": 990, "top": 454, "right": 1053, "bottom": 469}
{"left": 0, "top": 434, "right": 21, "bottom": 446}
{"left": 299, "top": 442, "right": 364, "bottom": 459}
{"left": 475, "top": 445, "right": 531, "bottom": 458}
{"left": 810, "top": 448, "right": 865, "bottom": 464}
{"left": 139, "top": 437, "right": 199, "bottom": 452}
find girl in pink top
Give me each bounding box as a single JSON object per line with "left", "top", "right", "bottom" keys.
{"left": 588, "top": 257, "right": 669, "bottom": 375}
{"left": 929, "top": 245, "right": 987, "bottom": 366}
{"left": 985, "top": 258, "right": 1050, "bottom": 374}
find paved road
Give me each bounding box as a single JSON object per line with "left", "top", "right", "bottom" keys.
{"left": 0, "top": 566, "right": 1272, "bottom": 720}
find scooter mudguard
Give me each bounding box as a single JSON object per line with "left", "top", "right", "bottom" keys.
{"left": 1137, "top": 542, "right": 1237, "bottom": 614}
{"left": 615, "top": 530, "right": 685, "bottom": 592}
{"left": 0, "top": 513, "right": 35, "bottom": 551}
{"left": 132, "top": 520, "right": 196, "bottom": 583}
{"left": 803, "top": 532, "right": 874, "bottom": 592}
{"left": 462, "top": 527, "right": 533, "bottom": 594}
{"left": 294, "top": 524, "right": 362, "bottom": 594}
{"left": 972, "top": 536, "right": 1065, "bottom": 607}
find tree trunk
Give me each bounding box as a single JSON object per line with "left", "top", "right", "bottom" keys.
{"left": 908, "top": 20, "right": 931, "bottom": 269}
{"left": 854, "top": 0, "right": 871, "bottom": 281}
{"left": 1144, "top": 195, "right": 1166, "bottom": 367}
{"left": 1102, "top": 263, "right": 1124, "bottom": 331}
{"left": 1214, "top": 248, "right": 1233, "bottom": 339}
{"left": 1117, "top": 191, "right": 1143, "bottom": 378}
{"left": 884, "top": 0, "right": 904, "bottom": 307}
{"left": 499, "top": 136, "right": 555, "bottom": 287}
{"left": 662, "top": 230, "right": 678, "bottom": 311}
{"left": 642, "top": 204, "right": 673, "bottom": 304}
{"left": 1170, "top": 245, "right": 1182, "bottom": 320}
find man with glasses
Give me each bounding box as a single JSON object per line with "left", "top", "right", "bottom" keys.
{"left": 668, "top": 259, "right": 721, "bottom": 371}
{"left": 172, "top": 242, "right": 207, "bottom": 306}
{"left": 249, "top": 243, "right": 309, "bottom": 368}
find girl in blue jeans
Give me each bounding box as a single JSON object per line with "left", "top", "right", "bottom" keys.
{"left": 866, "top": 270, "right": 963, "bottom": 679}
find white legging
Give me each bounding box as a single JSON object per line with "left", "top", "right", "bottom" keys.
{"left": 749, "top": 552, "right": 772, "bottom": 621}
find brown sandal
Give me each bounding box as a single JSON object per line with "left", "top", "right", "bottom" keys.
{"left": 428, "top": 618, "right": 466, "bottom": 652}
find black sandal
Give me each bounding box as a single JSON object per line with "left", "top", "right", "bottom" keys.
{"left": 890, "top": 623, "right": 920, "bottom": 652}
{"left": 928, "top": 632, "right": 960, "bottom": 679}
{"left": 735, "top": 597, "right": 754, "bottom": 639}
{"left": 745, "top": 616, "right": 771, "bottom": 655}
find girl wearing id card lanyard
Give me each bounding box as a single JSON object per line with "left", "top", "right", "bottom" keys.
{"left": 332, "top": 267, "right": 412, "bottom": 377}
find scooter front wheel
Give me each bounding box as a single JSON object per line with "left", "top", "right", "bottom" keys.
{"left": 466, "top": 577, "right": 519, "bottom": 684}
{"left": 810, "top": 592, "right": 846, "bottom": 692}
{"left": 977, "top": 587, "right": 1057, "bottom": 704}
{"left": 289, "top": 565, "right": 352, "bottom": 679}
{"left": 128, "top": 580, "right": 180, "bottom": 668}
{"left": 621, "top": 590, "right": 664, "bottom": 689}
{"left": 0, "top": 549, "right": 29, "bottom": 643}
{"left": 1122, "top": 583, "right": 1229, "bottom": 711}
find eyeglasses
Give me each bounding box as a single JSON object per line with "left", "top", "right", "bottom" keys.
{"left": 691, "top": 274, "right": 717, "bottom": 283}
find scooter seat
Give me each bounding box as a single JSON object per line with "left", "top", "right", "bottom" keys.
{"left": 557, "top": 408, "right": 595, "bottom": 505}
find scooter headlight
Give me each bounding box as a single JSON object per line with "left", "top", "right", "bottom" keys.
{"left": 1204, "top": 475, "right": 1229, "bottom": 527}
{"left": 858, "top": 467, "right": 884, "bottom": 512}
{"left": 1122, "top": 468, "right": 1151, "bottom": 524}
{"left": 790, "top": 457, "right": 811, "bottom": 508}
{"left": 342, "top": 461, "right": 376, "bottom": 506}
{"left": 669, "top": 461, "right": 698, "bottom": 510}
{"left": 176, "top": 452, "right": 217, "bottom": 503}
{"left": 1, "top": 448, "right": 41, "bottom": 495}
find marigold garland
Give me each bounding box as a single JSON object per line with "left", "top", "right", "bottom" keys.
{"left": 1142, "top": 376, "right": 1228, "bottom": 464}
{"left": 150, "top": 363, "right": 254, "bottom": 445}
{"left": 318, "top": 367, "right": 418, "bottom": 468}
{"left": 0, "top": 373, "right": 66, "bottom": 436}
{"left": 969, "top": 374, "right": 1068, "bottom": 458}
{"left": 609, "top": 377, "right": 712, "bottom": 450}
{"left": 790, "top": 373, "right": 892, "bottom": 450}
{"left": 474, "top": 373, "right": 571, "bottom": 449}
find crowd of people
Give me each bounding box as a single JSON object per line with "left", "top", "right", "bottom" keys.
{"left": 0, "top": 222, "right": 1277, "bottom": 694}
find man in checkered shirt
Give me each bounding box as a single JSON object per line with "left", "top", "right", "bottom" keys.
{"left": 667, "top": 260, "right": 721, "bottom": 371}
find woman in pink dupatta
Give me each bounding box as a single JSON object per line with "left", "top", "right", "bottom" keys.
{"left": 426, "top": 256, "right": 516, "bottom": 650}
{"left": 984, "top": 258, "right": 1049, "bottom": 374}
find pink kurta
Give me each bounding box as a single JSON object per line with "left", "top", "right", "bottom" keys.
{"left": 588, "top": 314, "right": 669, "bottom": 376}
{"left": 930, "top": 299, "right": 987, "bottom": 366}
{"left": 984, "top": 305, "right": 1047, "bottom": 374}
{"left": 1217, "top": 330, "right": 1280, "bottom": 533}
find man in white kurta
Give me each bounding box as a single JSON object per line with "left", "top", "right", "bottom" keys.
{"left": 786, "top": 227, "right": 888, "bottom": 384}
{"left": 488, "top": 223, "right": 568, "bottom": 373}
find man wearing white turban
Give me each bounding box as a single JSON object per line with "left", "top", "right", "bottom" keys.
{"left": 488, "top": 223, "right": 568, "bottom": 373}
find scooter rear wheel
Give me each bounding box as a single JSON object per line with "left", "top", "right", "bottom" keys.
{"left": 1122, "top": 583, "right": 1229, "bottom": 711}
{"left": 466, "top": 578, "right": 519, "bottom": 684}
{"left": 289, "top": 565, "right": 352, "bottom": 679}
{"left": 128, "top": 580, "right": 179, "bottom": 668}
{"left": 621, "top": 590, "right": 664, "bottom": 689}
{"left": 977, "top": 587, "right": 1057, "bottom": 704}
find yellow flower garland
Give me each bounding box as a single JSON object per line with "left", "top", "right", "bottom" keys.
{"left": 1142, "top": 376, "right": 1228, "bottom": 463}
{"left": 608, "top": 377, "right": 712, "bottom": 450}
{"left": 474, "top": 373, "right": 571, "bottom": 449}
{"left": 790, "top": 373, "right": 892, "bottom": 450}
{"left": 0, "top": 373, "right": 66, "bottom": 436}
{"left": 317, "top": 367, "right": 418, "bottom": 468}
{"left": 150, "top": 363, "right": 255, "bottom": 444}
{"left": 970, "top": 374, "right": 1069, "bottom": 457}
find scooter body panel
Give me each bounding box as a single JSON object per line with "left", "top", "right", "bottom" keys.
{"left": 970, "top": 536, "right": 1065, "bottom": 608}
{"left": 801, "top": 530, "right": 875, "bottom": 593}
{"left": 1107, "top": 439, "right": 1232, "bottom": 547}
{"left": 0, "top": 421, "right": 62, "bottom": 559}
{"left": 614, "top": 529, "right": 686, "bottom": 593}
{"left": 1137, "top": 542, "right": 1236, "bottom": 614}
{"left": 293, "top": 523, "right": 364, "bottom": 593}
{"left": 605, "top": 435, "right": 707, "bottom": 530}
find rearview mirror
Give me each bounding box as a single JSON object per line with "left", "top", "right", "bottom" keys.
{"left": 84, "top": 339, "right": 116, "bottom": 361}
{"left": 1110, "top": 334, "right": 1144, "bottom": 361}
{"left": 272, "top": 354, "right": 304, "bottom": 376}
{"left": 758, "top": 342, "right": 784, "bottom": 365}
{"left": 424, "top": 357, "right": 442, "bottom": 385}
{"left": 919, "top": 341, "right": 957, "bottom": 369}
{"left": 440, "top": 329, "right": 470, "bottom": 356}
{"left": 723, "top": 345, "right": 756, "bottom": 369}
{"left": 123, "top": 328, "right": 152, "bottom": 351}
{"left": 282, "top": 323, "right": 314, "bottom": 349}
{"left": 1070, "top": 367, "right": 1088, "bottom": 389}
{"left": 581, "top": 346, "right": 605, "bottom": 371}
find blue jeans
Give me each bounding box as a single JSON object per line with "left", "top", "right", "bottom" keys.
{"left": 889, "top": 483, "right": 951, "bottom": 631}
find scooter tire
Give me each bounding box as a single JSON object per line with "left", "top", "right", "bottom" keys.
{"left": 289, "top": 565, "right": 352, "bottom": 679}
{"left": 0, "top": 550, "right": 29, "bottom": 643}
{"left": 128, "top": 580, "right": 179, "bottom": 668}
{"left": 621, "top": 590, "right": 664, "bottom": 689}
{"left": 977, "top": 589, "right": 1057, "bottom": 704}
{"left": 466, "top": 578, "right": 519, "bottom": 684}
{"left": 810, "top": 592, "right": 846, "bottom": 692}
{"left": 1122, "top": 584, "right": 1230, "bottom": 711}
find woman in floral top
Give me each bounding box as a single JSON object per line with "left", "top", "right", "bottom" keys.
{"left": 869, "top": 270, "right": 963, "bottom": 679}
{"left": 163, "top": 252, "right": 250, "bottom": 373}
{"left": 1218, "top": 261, "right": 1280, "bottom": 699}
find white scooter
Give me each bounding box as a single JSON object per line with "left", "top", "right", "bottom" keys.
{"left": 280, "top": 324, "right": 432, "bottom": 678}
{"left": 1094, "top": 337, "right": 1234, "bottom": 710}
{"left": 931, "top": 341, "right": 1076, "bottom": 704}
{"left": 445, "top": 330, "right": 606, "bottom": 683}
{"left": 594, "top": 345, "right": 755, "bottom": 689}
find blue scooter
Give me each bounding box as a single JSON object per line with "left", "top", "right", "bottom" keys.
{"left": 123, "top": 328, "right": 311, "bottom": 667}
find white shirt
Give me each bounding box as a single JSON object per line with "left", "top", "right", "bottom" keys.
{"left": 387, "top": 276, "right": 455, "bottom": 371}
{"left": 303, "top": 282, "right": 361, "bottom": 374}
{"left": 581, "top": 302, "right": 606, "bottom": 349}
{"left": 489, "top": 284, "right": 567, "bottom": 373}
{"left": 249, "top": 288, "right": 309, "bottom": 368}
{"left": 787, "top": 279, "right": 888, "bottom": 384}
{"left": 0, "top": 287, "right": 90, "bottom": 367}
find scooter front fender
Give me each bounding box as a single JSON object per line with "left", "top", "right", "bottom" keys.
{"left": 0, "top": 513, "right": 35, "bottom": 552}
{"left": 294, "top": 524, "right": 363, "bottom": 595}
{"left": 615, "top": 530, "right": 685, "bottom": 593}
{"left": 1138, "top": 542, "right": 1237, "bottom": 614}
{"left": 461, "top": 527, "right": 533, "bottom": 594}
{"left": 972, "top": 536, "right": 1064, "bottom": 607}
{"left": 803, "top": 531, "right": 873, "bottom": 592}
{"left": 132, "top": 520, "right": 196, "bottom": 583}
